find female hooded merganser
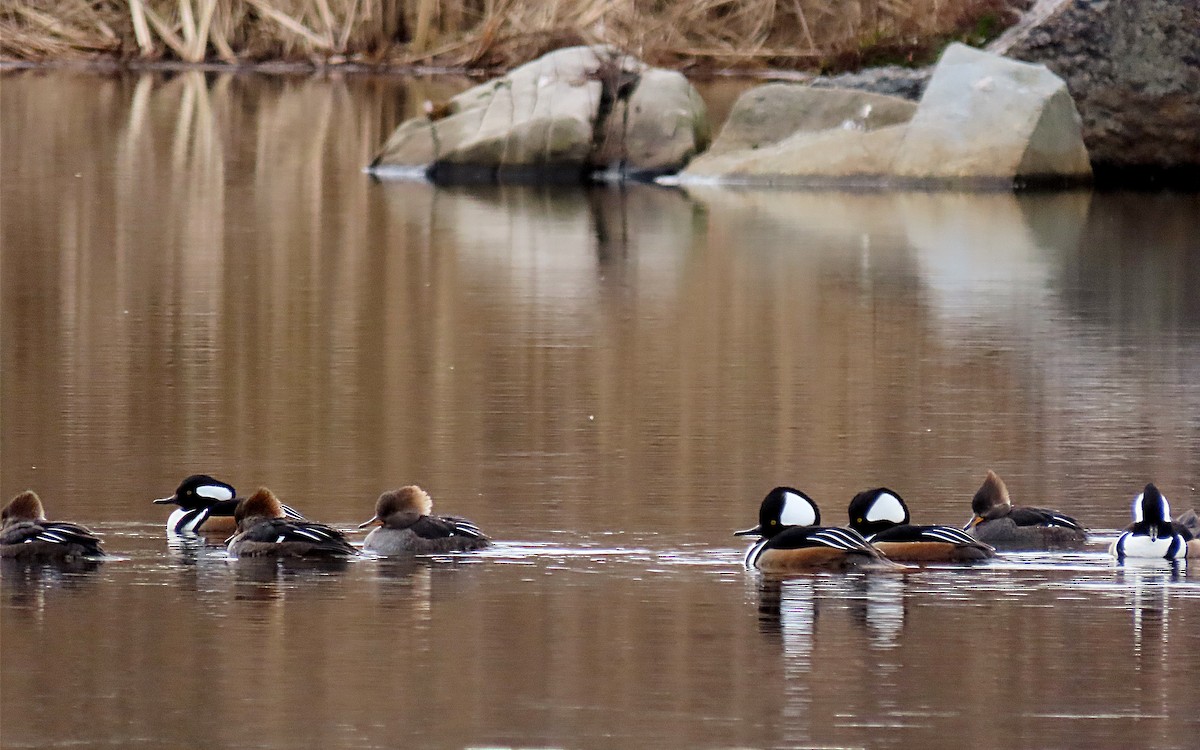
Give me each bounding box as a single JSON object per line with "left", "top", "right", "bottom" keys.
{"left": 848, "top": 488, "right": 995, "bottom": 562}
{"left": 226, "top": 488, "right": 356, "bottom": 559}
{"left": 358, "top": 486, "right": 490, "bottom": 555}
{"left": 1, "top": 491, "right": 105, "bottom": 561}
{"left": 735, "top": 486, "right": 890, "bottom": 571}
{"left": 963, "top": 470, "right": 1086, "bottom": 549}
{"left": 1110, "top": 483, "right": 1199, "bottom": 561}
{"left": 153, "top": 474, "right": 304, "bottom": 535}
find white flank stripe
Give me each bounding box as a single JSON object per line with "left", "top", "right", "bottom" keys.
{"left": 281, "top": 504, "right": 305, "bottom": 520}
{"left": 183, "top": 510, "right": 208, "bottom": 533}
{"left": 293, "top": 528, "right": 326, "bottom": 542}
{"left": 813, "top": 529, "right": 860, "bottom": 552}
{"left": 1048, "top": 513, "right": 1078, "bottom": 529}
{"left": 922, "top": 527, "right": 977, "bottom": 545}
{"left": 744, "top": 538, "right": 769, "bottom": 569}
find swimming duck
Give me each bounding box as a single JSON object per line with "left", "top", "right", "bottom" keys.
{"left": 226, "top": 488, "right": 356, "bottom": 558}
{"left": 153, "top": 474, "right": 304, "bottom": 535}
{"left": 963, "top": 470, "right": 1086, "bottom": 549}
{"left": 358, "top": 486, "right": 490, "bottom": 555}
{"left": 736, "top": 486, "right": 890, "bottom": 571}
{"left": 1111, "top": 483, "right": 1198, "bottom": 561}
{"left": 1, "top": 490, "right": 104, "bottom": 561}
{"left": 848, "top": 487, "right": 995, "bottom": 562}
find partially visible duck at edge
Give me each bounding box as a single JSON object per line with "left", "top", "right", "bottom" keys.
{"left": 226, "top": 488, "right": 356, "bottom": 559}
{"left": 1111, "top": 483, "right": 1199, "bottom": 561}
{"left": 848, "top": 487, "right": 994, "bottom": 562}
{"left": 1, "top": 490, "right": 105, "bottom": 561}
{"left": 154, "top": 474, "right": 304, "bottom": 536}
{"left": 736, "top": 486, "right": 892, "bottom": 572}
{"left": 358, "top": 486, "right": 490, "bottom": 555}
{"left": 963, "top": 470, "right": 1086, "bottom": 549}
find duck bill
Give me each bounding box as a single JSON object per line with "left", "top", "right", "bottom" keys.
{"left": 358, "top": 516, "right": 383, "bottom": 530}
{"left": 153, "top": 496, "right": 177, "bottom": 505}
{"left": 734, "top": 525, "right": 763, "bottom": 537}
{"left": 963, "top": 516, "right": 982, "bottom": 531}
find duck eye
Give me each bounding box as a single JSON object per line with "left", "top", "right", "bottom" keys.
{"left": 770, "top": 520, "right": 776, "bottom": 525}
{"left": 857, "top": 517, "right": 863, "bottom": 523}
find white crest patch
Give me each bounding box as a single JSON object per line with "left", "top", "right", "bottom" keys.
{"left": 196, "top": 485, "right": 234, "bottom": 502}
{"left": 866, "top": 492, "right": 907, "bottom": 524}
{"left": 1132, "top": 491, "right": 1170, "bottom": 523}
{"left": 779, "top": 492, "right": 817, "bottom": 527}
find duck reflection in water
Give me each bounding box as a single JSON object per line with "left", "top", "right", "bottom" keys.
{"left": 756, "top": 575, "right": 906, "bottom": 651}
{"left": 231, "top": 556, "right": 354, "bottom": 605}
{"left": 1122, "top": 563, "right": 1184, "bottom": 662}
{"left": 1, "top": 556, "right": 101, "bottom": 622}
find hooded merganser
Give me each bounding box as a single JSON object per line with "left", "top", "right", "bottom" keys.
{"left": 358, "top": 486, "right": 490, "bottom": 555}
{"left": 226, "top": 488, "right": 357, "bottom": 559}
{"left": 963, "top": 470, "right": 1086, "bottom": 549}
{"left": 1110, "top": 483, "right": 1198, "bottom": 561}
{"left": 736, "top": 486, "right": 890, "bottom": 571}
{"left": 153, "top": 474, "right": 304, "bottom": 535}
{"left": 848, "top": 487, "right": 995, "bottom": 562}
{"left": 1, "top": 491, "right": 104, "bottom": 561}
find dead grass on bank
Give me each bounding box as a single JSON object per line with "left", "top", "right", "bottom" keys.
{"left": 0, "top": 1, "right": 1025, "bottom": 72}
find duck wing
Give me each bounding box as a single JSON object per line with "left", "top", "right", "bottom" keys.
{"left": 872, "top": 523, "right": 987, "bottom": 547}
{"left": 2, "top": 520, "right": 104, "bottom": 556}
{"left": 240, "top": 519, "right": 357, "bottom": 555}
{"left": 408, "top": 515, "right": 488, "bottom": 541}
{"left": 772, "top": 526, "right": 881, "bottom": 555}
{"left": 1009, "top": 506, "right": 1085, "bottom": 531}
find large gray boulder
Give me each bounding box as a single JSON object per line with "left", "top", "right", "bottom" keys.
{"left": 989, "top": 0, "right": 1200, "bottom": 175}
{"left": 369, "top": 46, "right": 709, "bottom": 182}
{"left": 678, "top": 43, "right": 1090, "bottom": 188}
{"left": 893, "top": 43, "right": 1091, "bottom": 182}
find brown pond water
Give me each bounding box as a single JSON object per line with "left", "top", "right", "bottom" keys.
{"left": 2, "top": 70, "right": 1199, "bottom": 750}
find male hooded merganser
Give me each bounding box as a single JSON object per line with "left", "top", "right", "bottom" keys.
{"left": 1110, "top": 483, "right": 1198, "bottom": 561}
{"left": 226, "top": 488, "right": 356, "bottom": 558}
{"left": 1, "top": 491, "right": 105, "bottom": 561}
{"left": 358, "top": 486, "right": 490, "bottom": 555}
{"left": 736, "top": 486, "right": 890, "bottom": 571}
{"left": 848, "top": 488, "right": 995, "bottom": 562}
{"left": 963, "top": 470, "right": 1086, "bottom": 549}
{"left": 153, "top": 474, "right": 304, "bottom": 535}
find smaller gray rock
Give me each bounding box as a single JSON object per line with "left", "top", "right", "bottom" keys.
{"left": 618, "top": 68, "right": 710, "bottom": 179}
{"left": 703, "top": 84, "right": 916, "bottom": 158}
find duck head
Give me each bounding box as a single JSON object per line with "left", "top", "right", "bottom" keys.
{"left": 154, "top": 474, "right": 236, "bottom": 509}
{"left": 735, "top": 486, "right": 820, "bottom": 538}
{"left": 359, "top": 485, "right": 433, "bottom": 529}
{"left": 965, "top": 470, "right": 1011, "bottom": 529}
{"left": 848, "top": 488, "right": 910, "bottom": 536}
{"left": 234, "top": 488, "right": 286, "bottom": 530}
{"left": 1, "top": 490, "right": 47, "bottom": 527}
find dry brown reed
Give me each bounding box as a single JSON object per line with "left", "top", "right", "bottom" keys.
{"left": 0, "top": 1, "right": 1024, "bottom": 72}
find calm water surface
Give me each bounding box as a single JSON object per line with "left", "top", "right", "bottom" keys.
{"left": 2, "top": 70, "right": 1199, "bottom": 749}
